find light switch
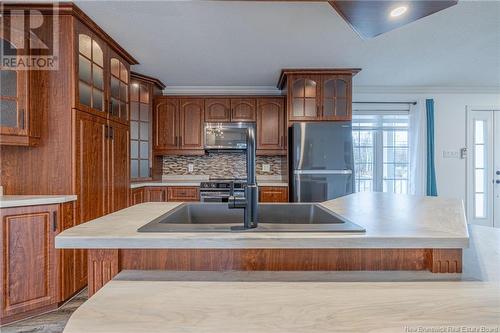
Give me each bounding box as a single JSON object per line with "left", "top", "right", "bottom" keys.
{"left": 442, "top": 150, "right": 459, "bottom": 159}
{"left": 262, "top": 164, "right": 271, "bottom": 172}
{"left": 187, "top": 164, "right": 194, "bottom": 173}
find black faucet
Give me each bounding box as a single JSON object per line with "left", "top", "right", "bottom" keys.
{"left": 228, "top": 125, "right": 258, "bottom": 230}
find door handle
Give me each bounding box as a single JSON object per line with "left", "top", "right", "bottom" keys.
{"left": 19, "top": 109, "right": 25, "bottom": 129}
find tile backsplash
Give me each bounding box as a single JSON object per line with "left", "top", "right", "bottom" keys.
{"left": 162, "top": 153, "right": 286, "bottom": 178}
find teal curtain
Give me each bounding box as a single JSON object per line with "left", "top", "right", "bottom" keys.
{"left": 426, "top": 99, "right": 438, "bottom": 196}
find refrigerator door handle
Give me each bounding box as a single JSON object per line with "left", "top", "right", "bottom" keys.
{"left": 293, "top": 170, "right": 353, "bottom": 175}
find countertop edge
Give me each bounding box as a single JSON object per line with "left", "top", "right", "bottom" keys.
{"left": 0, "top": 195, "right": 78, "bottom": 208}
{"left": 131, "top": 182, "right": 289, "bottom": 189}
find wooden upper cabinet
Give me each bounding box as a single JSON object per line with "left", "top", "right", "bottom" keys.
{"left": 289, "top": 75, "right": 320, "bottom": 121}
{"left": 76, "top": 29, "right": 106, "bottom": 116}
{"left": 257, "top": 98, "right": 285, "bottom": 154}
{"left": 0, "top": 32, "right": 38, "bottom": 146}
{"left": 154, "top": 98, "right": 178, "bottom": 151}
{"left": 231, "top": 98, "right": 256, "bottom": 122}
{"left": 179, "top": 98, "right": 204, "bottom": 150}
{"left": 108, "top": 56, "right": 130, "bottom": 124}
{"left": 205, "top": 99, "right": 230, "bottom": 122}
{"left": 278, "top": 69, "right": 360, "bottom": 122}
{"left": 321, "top": 75, "right": 351, "bottom": 121}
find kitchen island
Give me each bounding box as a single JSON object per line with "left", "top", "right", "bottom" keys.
{"left": 62, "top": 224, "right": 497, "bottom": 333}
{"left": 56, "top": 192, "right": 469, "bottom": 296}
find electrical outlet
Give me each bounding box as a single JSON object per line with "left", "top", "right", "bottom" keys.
{"left": 262, "top": 164, "right": 271, "bottom": 172}
{"left": 442, "top": 150, "right": 459, "bottom": 159}
{"left": 187, "top": 163, "right": 194, "bottom": 173}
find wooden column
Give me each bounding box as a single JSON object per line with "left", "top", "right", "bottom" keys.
{"left": 87, "top": 249, "right": 120, "bottom": 297}
{"left": 428, "top": 249, "right": 462, "bottom": 273}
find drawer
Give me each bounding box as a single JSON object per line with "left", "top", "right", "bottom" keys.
{"left": 167, "top": 186, "right": 200, "bottom": 202}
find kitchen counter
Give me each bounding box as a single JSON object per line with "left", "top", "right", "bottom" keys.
{"left": 61, "top": 224, "right": 498, "bottom": 333}
{"left": 0, "top": 195, "right": 77, "bottom": 208}
{"left": 55, "top": 192, "right": 469, "bottom": 249}
{"left": 130, "top": 180, "right": 288, "bottom": 188}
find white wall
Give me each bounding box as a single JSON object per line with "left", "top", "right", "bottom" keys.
{"left": 353, "top": 89, "right": 500, "bottom": 202}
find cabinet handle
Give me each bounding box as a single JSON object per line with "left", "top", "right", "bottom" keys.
{"left": 110, "top": 126, "right": 114, "bottom": 140}
{"left": 175, "top": 136, "right": 178, "bottom": 146}
{"left": 19, "top": 109, "right": 25, "bottom": 129}
{"left": 52, "top": 211, "right": 58, "bottom": 232}
{"left": 179, "top": 136, "right": 182, "bottom": 146}
{"left": 105, "top": 125, "right": 108, "bottom": 139}
{"left": 280, "top": 135, "right": 284, "bottom": 147}
{"left": 109, "top": 101, "right": 113, "bottom": 115}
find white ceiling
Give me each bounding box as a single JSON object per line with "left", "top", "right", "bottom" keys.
{"left": 76, "top": 1, "right": 500, "bottom": 89}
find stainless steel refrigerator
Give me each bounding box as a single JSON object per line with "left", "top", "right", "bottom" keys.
{"left": 290, "top": 122, "right": 354, "bottom": 202}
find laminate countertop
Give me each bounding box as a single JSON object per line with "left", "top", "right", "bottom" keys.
{"left": 0, "top": 195, "right": 77, "bottom": 208}
{"left": 62, "top": 224, "right": 499, "bottom": 333}
{"left": 55, "top": 192, "right": 469, "bottom": 249}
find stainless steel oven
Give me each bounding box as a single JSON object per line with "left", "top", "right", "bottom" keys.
{"left": 199, "top": 180, "right": 246, "bottom": 202}
{"left": 204, "top": 123, "right": 254, "bottom": 151}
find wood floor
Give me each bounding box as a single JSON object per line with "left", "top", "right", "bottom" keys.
{"left": 0, "top": 289, "right": 88, "bottom": 333}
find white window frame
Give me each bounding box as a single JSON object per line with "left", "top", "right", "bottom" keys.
{"left": 353, "top": 104, "right": 411, "bottom": 194}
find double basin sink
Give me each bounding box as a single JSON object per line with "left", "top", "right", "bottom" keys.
{"left": 138, "top": 203, "right": 365, "bottom": 233}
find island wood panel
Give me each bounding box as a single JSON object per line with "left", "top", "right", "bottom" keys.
{"left": 87, "top": 248, "right": 463, "bottom": 296}
{"left": 0, "top": 205, "right": 59, "bottom": 322}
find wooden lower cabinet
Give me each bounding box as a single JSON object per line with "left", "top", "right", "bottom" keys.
{"left": 0, "top": 202, "right": 83, "bottom": 324}
{"left": 259, "top": 186, "right": 289, "bottom": 202}
{"left": 130, "top": 188, "right": 145, "bottom": 205}
{"left": 167, "top": 186, "right": 199, "bottom": 202}
{"left": 145, "top": 187, "right": 167, "bottom": 202}
{"left": 140, "top": 186, "right": 200, "bottom": 203}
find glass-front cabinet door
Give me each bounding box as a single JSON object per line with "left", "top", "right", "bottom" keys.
{"left": 321, "top": 75, "right": 351, "bottom": 120}
{"left": 77, "top": 33, "right": 105, "bottom": 114}
{"left": 0, "top": 37, "right": 28, "bottom": 137}
{"left": 130, "top": 80, "right": 151, "bottom": 180}
{"left": 289, "top": 75, "right": 320, "bottom": 121}
{"left": 110, "top": 57, "right": 129, "bottom": 123}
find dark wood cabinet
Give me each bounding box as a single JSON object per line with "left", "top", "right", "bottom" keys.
{"left": 108, "top": 122, "right": 130, "bottom": 212}
{"left": 231, "top": 98, "right": 256, "bottom": 122}
{"left": 257, "top": 98, "right": 286, "bottom": 155}
{"left": 74, "top": 111, "right": 109, "bottom": 223}
{"left": 130, "top": 73, "right": 165, "bottom": 181}
{"left": 0, "top": 22, "right": 39, "bottom": 146}
{"left": 259, "top": 186, "right": 289, "bottom": 202}
{"left": 154, "top": 97, "right": 204, "bottom": 155}
{"left": 205, "top": 98, "right": 230, "bottom": 122}
{"left": 167, "top": 186, "right": 200, "bottom": 202}
{"left": 130, "top": 188, "right": 145, "bottom": 205}
{"left": 145, "top": 187, "right": 167, "bottom": 202}
{"left": 278, "top": 69, "right": 360, "bottom": 122}
{"left": 0, "top": 4, "right": 136, "bottom": 324}
{"left": 154, "top": 98, "right": 179, "bottom": 151}
{"left": 180, "top": 98, "right": 204, "bottom": 150}
{"left": 0, "top": 204, "right": 59, "bottom": 321}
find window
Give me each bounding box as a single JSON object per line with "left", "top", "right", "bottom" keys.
{"left": 353, "top": 109, "right": 410, "bottom": 194}
{"left": 130, "top": 81, "right": 150, "bottom": 179}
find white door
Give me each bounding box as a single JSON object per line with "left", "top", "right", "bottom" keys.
{"left": 466, "top": 109, "right": 500, "bottom": 227}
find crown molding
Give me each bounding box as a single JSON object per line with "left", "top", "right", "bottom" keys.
{"left": 163, "top": 86, "right": 283, "bottom": 96}
{"left": 353, "top": 85, "right": 500, "bottom": 94}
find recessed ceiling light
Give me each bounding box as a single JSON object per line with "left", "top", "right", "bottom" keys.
{"left": 390, "top": 6, "right": 408, "bottom": 18}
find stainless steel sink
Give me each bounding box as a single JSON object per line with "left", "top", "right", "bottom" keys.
{"left": 137, "top": 203, "right": 365, "bottom": 232}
